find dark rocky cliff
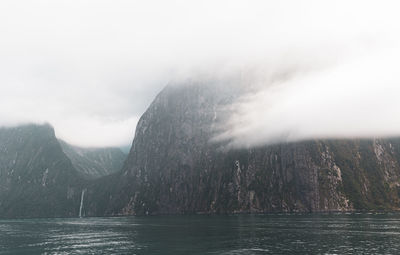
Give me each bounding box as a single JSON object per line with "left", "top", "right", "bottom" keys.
{"left": 89, "top": 82, "right": 400, "bottom": 216}
{"left": 0, "top": 124, "right": 84, "bottom": 218}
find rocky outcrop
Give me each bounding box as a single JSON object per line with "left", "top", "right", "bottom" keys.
{"left": 59, "top": 140, "right": 126, "bottom": 179}
{"left": 90, "top": 82, "right": 400, "bottom": 216}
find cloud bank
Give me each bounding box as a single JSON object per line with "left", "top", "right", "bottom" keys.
{"left": 217, "top": 49, "right": 400, "bottom": 147}
{"left": 215, "top": 0, "right": 400, "bottom": 147}
{"left": 1, "top": 0, "right": 400, "bottom": 147}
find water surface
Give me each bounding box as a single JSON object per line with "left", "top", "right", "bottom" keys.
{"left": 1, "top": 213, "right": 400, "bottom": 254}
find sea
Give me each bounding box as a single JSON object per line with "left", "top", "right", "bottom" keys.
{"left": 1, "top": 213, "right": 400, "bottom": 254}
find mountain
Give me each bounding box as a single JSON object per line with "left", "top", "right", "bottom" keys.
{"left": 4, "top": 83, "right": 400, "bottom": 218}
{"left": 0, "top": 124, "right": 85, "bottom": 218}
{"left": 59, "top": 140, "right": 126, "bottom": 180}
{"left": 87, "top": 82, "right": 400, "bottom": 216}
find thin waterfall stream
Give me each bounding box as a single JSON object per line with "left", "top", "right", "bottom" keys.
{"left": 79, "top": 189, "right": 85, "bottom": 218}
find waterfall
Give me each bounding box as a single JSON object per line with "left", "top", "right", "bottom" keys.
{"left": 79, "top": 189, "right": 85, "bottom": 218}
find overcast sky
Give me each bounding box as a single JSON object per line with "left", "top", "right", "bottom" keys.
{"left": 1, "top": 0, "right": 400, "bottom": 148}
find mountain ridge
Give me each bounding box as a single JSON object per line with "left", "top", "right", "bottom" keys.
{"left": 59, "top": 139, "right": 126, "bottom": 180}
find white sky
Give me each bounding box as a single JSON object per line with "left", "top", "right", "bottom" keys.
{"left": 1, "top": 0, "right": 400, "bottom": 147}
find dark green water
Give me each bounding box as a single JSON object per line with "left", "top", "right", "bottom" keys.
{"left": 1, "top": 213, "right": 400, "bottom": 254}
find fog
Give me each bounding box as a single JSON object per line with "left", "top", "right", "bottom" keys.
{"left": 1, "top": 0, "right": 400, "bottom": 147}
{"left": 216, "top": 49, "right": 400, "bottom": 148}
{"left": 214, "top": 1, "right": 400, "bottom": 147}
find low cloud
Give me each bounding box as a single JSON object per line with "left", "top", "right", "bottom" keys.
{"left": 1, "top": 0, "right": 400, "bottom": 147}
{"left": 217, "top": 48, "right": 400, "bottom": 148}
{"left": 204, "top": 0, "right": 400, "bottom": 148}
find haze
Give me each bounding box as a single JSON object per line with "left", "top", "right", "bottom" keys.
{"left": 1, "top": 0, "right": 400, "bottom": 148}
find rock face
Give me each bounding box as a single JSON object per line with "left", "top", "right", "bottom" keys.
{"left": 59, "top": 140, "right": 126, "bottom": 179}
{"left": 94, "top": 83, "right": 400, "bottom": 215}
{"left": 0, "top": 124, "right": 84, "bottom": 218}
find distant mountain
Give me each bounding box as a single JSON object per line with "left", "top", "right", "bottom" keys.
{"left": 86, "top": 82, "right": 400, "bottom": 216}
{"left": 59, "top": 140, "right": 126, "bottom": 180}
{"left": 0, "top": 124, "right": 84, "bottom": 218}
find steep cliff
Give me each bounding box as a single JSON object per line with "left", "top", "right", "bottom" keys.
{"left": 59, "top": 140, "right": 126, "bottom": 179}
{"left": 0, "top": 124, "right": 84, "bottom": 218}
{"left": 93, "top": 82, "right": 400, "bottom": 215}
